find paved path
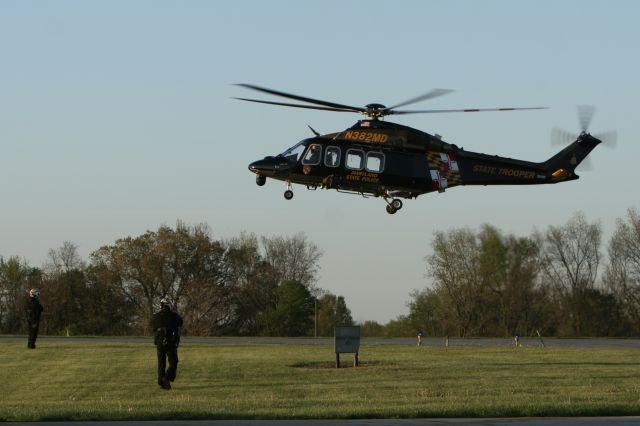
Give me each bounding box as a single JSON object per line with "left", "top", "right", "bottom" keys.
{"left": 2, "top": 335, "right": 640, "bottom": 348}
{"left": 6, "top": 417, "right": 640, "bottom": 425}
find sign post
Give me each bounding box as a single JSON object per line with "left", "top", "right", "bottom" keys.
{"left": 334, "top": 326, "right": 360, "bottom": 368}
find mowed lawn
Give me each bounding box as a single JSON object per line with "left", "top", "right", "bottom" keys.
{"left": 2, "top": 339, "right": 640, "bottom": 421}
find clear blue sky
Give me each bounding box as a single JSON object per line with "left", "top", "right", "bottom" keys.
{"left": 1, "top": 1, "right": 638, "bottom": 323}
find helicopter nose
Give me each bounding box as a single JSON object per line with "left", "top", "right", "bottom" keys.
{"left": 248, "top": 158, "right": 277, "bottom": 174}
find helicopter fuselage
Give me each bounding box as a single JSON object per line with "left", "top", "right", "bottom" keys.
{"left": 248, "top": 119, "right": 599, "bottom": 213}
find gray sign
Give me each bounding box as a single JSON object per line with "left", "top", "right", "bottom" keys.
{"left": 334, "top": 326, "right": 360, "bottom": 354}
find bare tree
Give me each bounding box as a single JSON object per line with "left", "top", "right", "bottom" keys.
{"left": 46, "top": 241, "right": 85, "bottom": 275}
{"left": 260, "top": 232, "right": 323, "bottom": 293}
{"left": 603, "top": 208, "right": 640, "bottom": 330}
{"left": 539, "top": 212, "right": 602, "bottom": 335}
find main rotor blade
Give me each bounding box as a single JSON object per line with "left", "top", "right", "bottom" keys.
{"left": 578, "top": 105, "right": 596, "bottom": 133}
{"left": 390, "top": 106, "right": 548, "bottom": 115}
{"left": 233, "top": 97, "right": 359, "bottom": 113}
{"left": 236, "top": 83, "right": 365, "bottom": 113}
{"left": 384, "top": 89, "right": 454, "bottom": 111}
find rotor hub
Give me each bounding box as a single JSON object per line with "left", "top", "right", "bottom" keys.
{"left": 365, "top": 103, "right": 387, "bottom": 119}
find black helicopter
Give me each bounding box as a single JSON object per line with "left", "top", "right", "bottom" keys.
{"left": 236, "top": 84, "right": 615, "bottom": 214}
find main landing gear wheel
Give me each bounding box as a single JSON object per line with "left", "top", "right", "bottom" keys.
{"left": 256, "top": 175, "right": 266, "bottom": 186}
{"left": 391, "top": 199, "right": 403, "bottom": 210}
{"left": 385, "top": 198, "right": 403, "bottom": 214}
{"left": 284, "top": 190, "right": 294, "bottom": 200}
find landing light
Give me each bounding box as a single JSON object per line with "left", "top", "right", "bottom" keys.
{"left": 552, "top": 168, "right": 568, "bottom": 178}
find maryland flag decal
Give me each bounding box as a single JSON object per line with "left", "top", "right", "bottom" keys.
{"left": 427, "top": 152, "right": 462, "bottom": 192}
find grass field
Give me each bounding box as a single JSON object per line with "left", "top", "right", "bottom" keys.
{"left": 2, "top": 339, "right": 640, "bottom": 421}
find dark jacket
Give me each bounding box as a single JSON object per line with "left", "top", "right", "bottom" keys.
{"left": 152, "top": 307, "right": 183, "bottom": 348}
{"left": 26, "top": 297, "right": 43, "bottom": 325}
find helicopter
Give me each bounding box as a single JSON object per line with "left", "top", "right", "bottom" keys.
{"left": 235, "top": 84, "right": 616, "bottom": 214}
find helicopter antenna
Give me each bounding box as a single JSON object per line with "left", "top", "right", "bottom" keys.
{"left": 307, "top": 124, "right": 320, "bottom": 136}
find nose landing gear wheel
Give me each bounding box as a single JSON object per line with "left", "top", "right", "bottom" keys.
{"left": 386, "top": 204, "right": 397, "bottom": 214}
{"left": 256, "top": 175, "right": 266, "bottom": 186}
{"left": 284, "top": 190, "right": 294, "bottom": 200}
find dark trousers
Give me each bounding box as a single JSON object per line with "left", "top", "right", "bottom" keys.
{"left": 27, "top": 323, "right": 39, "bottom": 348}
{"left": 156, "top": 345, "right": 179, "bottom": 384}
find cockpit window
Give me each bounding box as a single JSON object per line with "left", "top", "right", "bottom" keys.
{"left": 281, "top": 142, "right": 306, "bottom": 162}
{"left": 302, "top": 144, "right": 322, "bottom": 165}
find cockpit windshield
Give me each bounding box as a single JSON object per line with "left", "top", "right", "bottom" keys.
{"left": 281, "top": 142, "right": 306, "bottom": 162}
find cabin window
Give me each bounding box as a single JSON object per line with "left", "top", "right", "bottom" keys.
{"left": 346, "top": 149, "right": 365, "bottom": 170}
{"left": 324, "top": 146, "right": 340, "bottom": 167}
{"left": 366, "top": 152, "right": 385, "bottom": 173}
{"left": 302, "top": 144, "right": 322, "bottom": 165}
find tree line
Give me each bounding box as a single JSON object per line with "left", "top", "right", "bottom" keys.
{"left": 380, "top": 208, "right": 640, "bottom": 338}
{"left": 2, "top": 209, "right": 639, "bottom": 337}
{"left": 0, "top": 223, "right": 353, "bottom": 336}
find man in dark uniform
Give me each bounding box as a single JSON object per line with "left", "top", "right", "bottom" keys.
{"left": 152, "top": 296, "right": 183, "bottom": 390}
{"left": 26, "top": 288, "right": 43, "bottom": 349}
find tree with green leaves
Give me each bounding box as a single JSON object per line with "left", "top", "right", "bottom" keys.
{"left": 426, "top": 227, "right": 487, "bottom": 336}
{"left": 316, "top": 292, "right": 353, "bottom": 336}
{"left": 477, "top": 226, "right": 542, "bottom": 336}
{"left": 0, "top": 256, "right": 36, "bottom": 333}
{"left": 225, "top": 232, "right": 280, "bottom": 335}
{"left": 89, "top": 222, "right": 230, "bottom": 334}
{"left": 423, "top": 225, "right": 548, "bottom": 337}
{"left": 261, "top": 280, "right": 314, "bottom": 336}
{"left": 407, "top": 287, "right": 444, "bottom": 336}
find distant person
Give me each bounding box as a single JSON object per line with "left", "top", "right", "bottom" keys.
{"left": 26, "top": 288, "right": 43, "bottom": 349}
{"left": 326, "top": 150, "right": 338, "bottom": 167}
{"left": 417, "top": 329, "right": 425, "bottom": 346}
{"left": 153, "top": 296, "right": 183, "bottom": 390}
{"left": 514, "top": 334, "right": 521, "bottom": 348}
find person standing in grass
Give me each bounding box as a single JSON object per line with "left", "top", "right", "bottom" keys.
{"left": 153, "top": 296, "right": 183, "bottom": 390}
{"left": 26, "top": 288, "right": 43, "bottom": 349}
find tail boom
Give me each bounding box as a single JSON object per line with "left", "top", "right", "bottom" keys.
{"left": 452, "top": 133, "right": 601, "bottom": 188}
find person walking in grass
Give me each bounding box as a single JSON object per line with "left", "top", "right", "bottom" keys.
{"left": 26, "top": 288, "right": 43, "bottom": 349}
{"left": 153, "top": 295, "right": 183, "bottom": 390}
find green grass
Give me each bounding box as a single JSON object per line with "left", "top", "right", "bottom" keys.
{"left": 2, "top": 340, "right": 640, "bottom": 420}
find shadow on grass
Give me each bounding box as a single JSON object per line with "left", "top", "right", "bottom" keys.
{"left": 289, "top": 360, "right": 389, "bottom": 369}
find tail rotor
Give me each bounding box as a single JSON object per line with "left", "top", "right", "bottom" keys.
{"left": 551, "top": 105, "right": 617, "bottom": 170}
